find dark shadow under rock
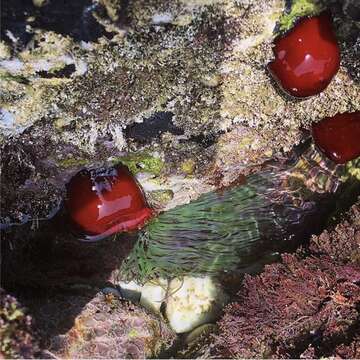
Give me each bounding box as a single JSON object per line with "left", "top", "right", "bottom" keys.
{"left": 2, "top": 210, "right": 137, "bottom": 291}
{"left": 125, "top": 112, "right": 184, "bottom": 143}
{"left": 1, "top": 0, "right": 110, "bottom": 47}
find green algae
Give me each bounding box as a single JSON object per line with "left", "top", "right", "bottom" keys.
{"left": 120, "top": 172, "right": 275, "bottom": 283}
{"left": 0, "top": 72, "right": 29, "bottom": 85}
{"left": 181, "top": 159, "right": 196, "bottom": 175}
{"left": 343, "top": 157, "right": 360, "bottom": 182}
{"left": 148, "top": 189, "right": 174, "bottom": 206}
{"left": 112, "top": 152, "right": 164, "bottom": 176}
{"left": 119, "top": 144, "right": 360, "bottom": 283}
{"left": 58, "top": 157, "right": 90, "bottom": 168}
{"left": 278, "top": 0, "right": 325, "bottom": 33}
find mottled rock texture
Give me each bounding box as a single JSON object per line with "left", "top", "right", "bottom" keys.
{"left": 213, "top": 202, "right": 360, "bottom": 359}
{"left": 20, "top": 290, "right": 175, "bottom": 359}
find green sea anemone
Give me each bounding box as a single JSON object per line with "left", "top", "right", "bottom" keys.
{"left": 120, "top": 144, "right": 360, "bottom": 283}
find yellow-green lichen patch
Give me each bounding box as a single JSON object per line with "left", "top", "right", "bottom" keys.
{"left": 278, "top": 0, "right": 325, "bottom": 34}
{"left": 58, "top": 157, "right": 90, "bottom": 168}
{"left": 343, "top": 157, "right": 360, "bottom": 182}
{"left": 111, "top": 152, "right": 164, "bottom": 176}
{"left": 147, "top": 189, "right": 174, "bottom": 208}
{"left": 181, "top": 159, "right": 196, "bottom": 175}
{"left": 128, "top": 328, "right": 139, "bottom": 338}
{"left": 1, "top": 80, "right": 64, "bottom": 131}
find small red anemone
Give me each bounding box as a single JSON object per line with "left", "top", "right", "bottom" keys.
{"left": 312, "top": 112, "right": 360, "bottom": 164}
{"left": 269, "top": 12, "right": 340, "bottom": 98}
{"left": 65, "top": 165, "right": 153, "bottom": 240}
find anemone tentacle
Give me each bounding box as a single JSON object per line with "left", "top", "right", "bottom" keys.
{"left": 120, "top": 143, "right": 360, "bottom": 283}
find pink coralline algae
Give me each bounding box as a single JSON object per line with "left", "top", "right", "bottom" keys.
{"left": 213, "top": 203, "right": 360, "bottom": 359}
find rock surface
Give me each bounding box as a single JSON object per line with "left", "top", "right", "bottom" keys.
{"left": 1, "top": 0, "right": 359, "bottom": 226}
{"left": 1, "top": 1, "right": 359, "bottom": 358}
{"left": 20, "top": 290, "right": 175, "bottom": 359}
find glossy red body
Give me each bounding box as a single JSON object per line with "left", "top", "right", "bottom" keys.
{"left": 65, "top": 165, "right": 153, "bottom": 239}
{"left": 269, "top": 13, "right": 340, "bottom": 98}
{"left": 312, "top": 112, "right": 360, "bottom": 164}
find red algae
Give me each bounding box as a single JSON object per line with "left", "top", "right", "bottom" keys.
{"left": 312, "top": 111, "right": 360, "bottom": 164}
{"left": 65, "top": 165, "right": 153, "bottom": 241}
{"left": 269, "top": 12, "right": 340, "bottom": 98}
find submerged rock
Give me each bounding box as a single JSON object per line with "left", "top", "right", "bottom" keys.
{"left": 139, "top": 278, "right": 168, "bottom": 314}
{"left": 21, "top": 290, "right": 175, "bottom": 359}
{"left": 166, "top": 276, "right": 228, "bottom": 334}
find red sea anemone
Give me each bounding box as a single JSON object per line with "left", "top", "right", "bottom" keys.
{"left": 312, "top": 111, "right": 360, "bottom": 164}
{"left": 269, "top": 13, "right": 340, "bottom": 98}
{"left": 65, "top": 165, "right": 153, "bottom": 240}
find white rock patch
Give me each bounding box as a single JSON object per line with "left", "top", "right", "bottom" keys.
{"left": 152, "top": 13, "right": 173, "bottom": 24}
{"left": 140, "top": 278, "right": 168, "bottom": 314}
{"left": 165, "top": 276, "right": 228, "bottom": 333}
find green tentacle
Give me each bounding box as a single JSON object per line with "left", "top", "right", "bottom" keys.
{"left": 120, "top": 145, "right": 360, "bottom": 283}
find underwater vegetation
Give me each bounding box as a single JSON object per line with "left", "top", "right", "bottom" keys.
{"left": 269, "top": 12, "right": 340, "bottom": 97}
{"left": 65, "top": 165, "right": 153, "bottom": 241}
{"left": 212, "top": 202, "right": 360, "bottom": 358}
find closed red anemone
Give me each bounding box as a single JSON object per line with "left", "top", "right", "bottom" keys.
{"left": 269, "top": 12, "right": 340, "bottom": 98}
{"left": 312, "top": 112, "right": 360, "bottom": 164}
{"left": 65, "top": 165, "right": 153, "bottom": 240}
